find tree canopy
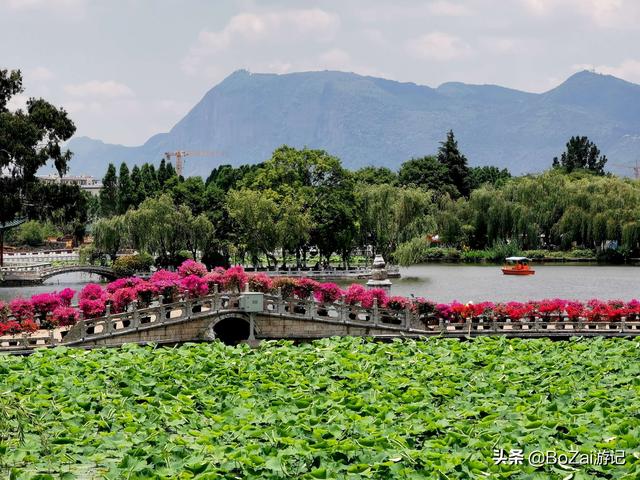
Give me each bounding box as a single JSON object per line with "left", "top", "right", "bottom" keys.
{"left": 552, "top": 136, "right": 608, "bottom": 175}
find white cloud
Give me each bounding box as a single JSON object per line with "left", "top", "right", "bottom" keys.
{"left": 520, "top": 0, "right": 634, "bottom": 27}
{"left": 30, "top": 66, "right": 54, "bottom": 81}
{"left": 182, "top": 8, "right": 340, "bottom": 75}
{"left": 6, "top": 93, "right": 28, "bottom": 112}
{"left": 427, "top": 1, "right": 472, "bottom": 16}
{"left": 1, "top": 0, "right": 84, "bottom": 9}
{"left": 64, "top": 80, "right": 135, "bottom": 98}
{"left": 318, "top": 49, "right": 351, "bottom": 69}
{"left": 407, "top": 32, "right": 471, "bottom": 61}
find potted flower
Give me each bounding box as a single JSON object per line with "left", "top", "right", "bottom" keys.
{"left": 178, "top": 259, "right": 208, "bottom": 277}
{"left": 150, "top": 270, "right": 181, "bottom": 303}
{"left": 248, "top": 273, "right": 274, "bottom": 293}
{"left": 222, "top": 266, "right": 248, "bottom": 293}
{"left": 135, "top": 280, "right": 158, "bottom": 308}
{"left": 57, "top": 288, "right": 76, "bottom": 307}
{"left": 314, "top": 283, "right": 343, "bottom": 316}
{"left": 51, "top": 306, "right": 79, "bottom": 327}
{"left": 30, "top": 293, "right": 62, "bottom": 328}
{"left": 294, "top": 278, "right": 320, "bottom": 300}
{"left": 344, "top": 284, "right": 367, "bottom": 320}
{"left": 180, "top": 275, "right": 209, "bottom": 313}
{"left": 412, "top": 298, "right": 437, "bottom": 326}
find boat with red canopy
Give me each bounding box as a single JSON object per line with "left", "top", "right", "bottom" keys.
{"left": 502, "top": 257, "right": 535, "bottom": 275}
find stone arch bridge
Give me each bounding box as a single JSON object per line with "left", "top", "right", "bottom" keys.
{"left": 0, "top": 264, "right": 117, "bottom": 285}
{"left": 3, "top": 292, "right": 640, "bottom": 353}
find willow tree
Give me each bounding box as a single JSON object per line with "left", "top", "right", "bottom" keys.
{"left": 357, "top": 184, "right": 435, "bottom": 259}
{"left": 226, "top": 188, "right": 279, "bottom": 267}
{"left": 93, "top": 215, "right": 127, "bottom": 262}
{"left": 124, "top": 194, "right": 190, "bottom": 264}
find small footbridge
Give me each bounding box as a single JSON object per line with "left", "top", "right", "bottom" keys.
{"left": 0, "top": 264, "right": 117, "bottom": 285}
{"left": 3, "top": 291, "right": 640, "bottom": 354}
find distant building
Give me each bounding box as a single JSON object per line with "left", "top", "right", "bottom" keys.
{"left": 37, "top": 174, "right": 103, "bottom": 196}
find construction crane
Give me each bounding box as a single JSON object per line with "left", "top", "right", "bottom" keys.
{"left": 164, "top": 151, "right": 222, "bottom": 177}
{"left": 609, "top": 160, "right": 640, "bottom": 179}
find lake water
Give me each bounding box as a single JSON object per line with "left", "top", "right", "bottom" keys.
{"left": 389, "top": 264, "right": 640, "bottom": 302}
{"left": 1, "top": 265, "right": 639, "bottom": 304}
{"left": 0, "top": 272, "right": 106, "bottom": 303}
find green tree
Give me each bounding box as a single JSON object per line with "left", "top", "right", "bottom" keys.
{"left": 226, "top": 188, "right": 279, "bottom": 267}
{"left": 93, "top": 215, "right": 126, "bottom": 262}
{"left": 0, "top": 68, "right": 75, "bottom": 263}
{"left": 398, "top": 156, "right": 449, "bottom": 191}
{"left": 357, "top": 184, "right": 435, "bottom": 259}
{"left": 99, "top": 163, "right": 118, "bottom": 217}
{"left": 130, "top": 165, "right": 145, "bottom": 206}
{"left": 125, "top": 194, "right": 178, "bottom": 263}
{"left": 171, "top": 176, "right": 207, "bottom": 215}
{"left": 437, "top": 130, "right": 471, "bottom": 198}
{"left": 469, "top": 166, "right": 512, "bottom": 190}
{"left": 353, "top": 166, "right": 398, "bottom": 185}
{"left": 552, "top": 136, "right": 608, "bottom": 175}
{"left": 140, "top": 163, "right": 160, "bottom": 196}
{"left": 118, "top": 162, "right": 134, "bottom": 214}
{"left": 184, "top": 212, "right": 215, "bottom": 260}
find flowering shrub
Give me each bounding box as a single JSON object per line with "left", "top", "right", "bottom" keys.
{"left": 386, "top": 296, "right": 409, "bottom": 311}
{"left": 411, "top": 298, "right": 436, "bottom": 316}
{"left": 106, "top": 277, "right": 143, "bottom": 294}
{"left": 535, "top": 298, "right": 567, "bottom": 319}
{"left": 30, "top": 293, "right": 62, "bottom": 322}
{"left": 180, "top": 275, "right": 209, "bottom": 298}
{"left": 344, "top": 284, "right": 366, "bottom": 306}
{"left": 150, "top": 270, "right": 181, "bottom": 301}
{"left": 20, "top": 319, "right": 38, "bottom": 333}
{"left": 360, "top": 288, "right": 388, "bottom": 309}
{"left": 111, "top": 287, "right": 138, "bottom": 313}
{"left": 10, "top": 298, "right": 34, "bottom": 322}
{"left": 135, "top": 281, "right": 158, "bottom": 307}
{"left": 294, "top": 278, "right": 320, "bottom": 299}
{"left": 314, "top": 283, "right": 343, "bottom": 303}
{"left": 51, "top": 306, "right": 79, "bottom": 327}
{"left": 0, "top": 320, "right": 23, "bottom": 335}
{"left": 272, "top": 277, "right": 297, "bottom": 298}
{"left": 79, "top": 283, "right": 108, "bottom": 319}
{"left": 57, "top": 288, "right": 76, "bottom": 306}
{"left": 248, "top": 273, "right": 274, "bottom": 293}
{"left": 223, "top": 266, "right": 248, "bottom": 293}
{"left": 178, "top": 259, "right": 208, "bottom": 278}
{"left": 204, "top": 268, "right": 225, "bottom": 292}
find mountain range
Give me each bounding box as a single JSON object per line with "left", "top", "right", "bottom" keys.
{"left": 66, "top": 69, "right": 640, "bottom": 177}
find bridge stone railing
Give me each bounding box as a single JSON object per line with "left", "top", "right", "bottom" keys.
{"left": 4, "top": 291, "right": 640, "bottom": 353}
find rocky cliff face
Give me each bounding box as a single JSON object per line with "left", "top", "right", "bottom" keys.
{"left": 67, "top": 69, "right": 640, "bottom": 176}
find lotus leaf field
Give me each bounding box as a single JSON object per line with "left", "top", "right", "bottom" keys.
{"left": 2, "top": 337, "right": 640, "bottom": 479}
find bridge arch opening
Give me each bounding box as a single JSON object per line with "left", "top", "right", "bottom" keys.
{"left": 213, "top": 318, "right": 250, "bottom": 346}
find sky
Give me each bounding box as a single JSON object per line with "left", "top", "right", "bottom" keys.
{"left": 2, "top": 0, "right": 640, "bottom": 146}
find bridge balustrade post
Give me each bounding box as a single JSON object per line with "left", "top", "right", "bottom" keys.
{"left": 373, "top": 299, "right": 379, "bottom": 326}
{"left": 276, "top": 287, "right": 283, "bottom": 314}
{"left": 340, "top": 295, "right": 347, "bottom": 323}
{"left": 183, "top": 291, "right": 192, "bottom": 318}
{"left": 131, "top": 301, "right": 139, "bottom": 329}
{"left": 104, "top": 304, "right": 114, "bottom": 335}
{"left": 158, "top": 295, "right": 166, "bottom": 321}
{"left": 404, "top": 306, "right": 412, "bottom": 331}
{"left": 307, "top": 299, "right": 316, "bottom": 318}
{"left": 213, "top": 284, "right": 220, "bottom": 310}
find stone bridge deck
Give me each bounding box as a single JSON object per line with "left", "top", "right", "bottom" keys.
{"left": 0, "top": 265, "right": 117, "bottom": 285}
{"left": 3, "top": 292, "right": 640, "bottom": 354}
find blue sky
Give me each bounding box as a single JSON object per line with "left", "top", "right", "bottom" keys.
{"left": 2, "top": 0, "right": 639, "bottom": 145}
